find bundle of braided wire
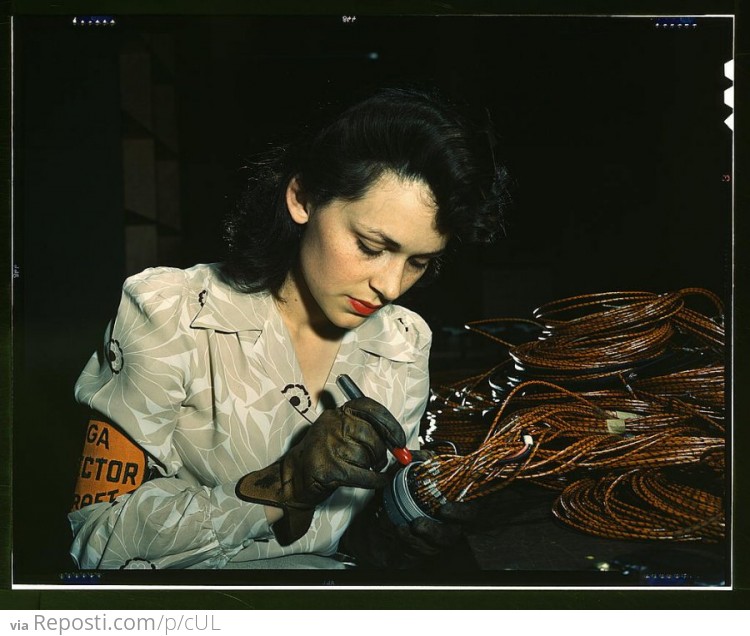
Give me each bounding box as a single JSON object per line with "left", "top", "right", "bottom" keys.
{"left": 416, "top": 288, "right": 725, "bottom": 542}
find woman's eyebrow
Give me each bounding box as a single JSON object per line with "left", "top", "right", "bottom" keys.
{"left": 361, "top": 228, "right": 445, "bottom": 258}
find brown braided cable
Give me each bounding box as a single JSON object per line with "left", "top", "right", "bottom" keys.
{"left": 415, "top": 287, "right": 726, "bottom": 542}
{"left": 552, "top": 470, "right": 724, "bottom": 541}
{"left": 415, "top": 380, "right": 723, "bottom": 503}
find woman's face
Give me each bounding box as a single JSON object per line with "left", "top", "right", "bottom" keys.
{"left": 288, "top": 172, "right": 449, "bottom": 330}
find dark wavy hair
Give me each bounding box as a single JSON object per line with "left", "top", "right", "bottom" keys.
{"left": 221, "top": 86, "right": 511, "bottom": 295}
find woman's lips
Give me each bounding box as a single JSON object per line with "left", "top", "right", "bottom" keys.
{"left": 348, "top": 297, "right": 381, "bottom": 316}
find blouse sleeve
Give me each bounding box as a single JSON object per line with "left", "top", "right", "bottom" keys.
{"left": 68, "top": 268, "right": 273, "bottom": 570}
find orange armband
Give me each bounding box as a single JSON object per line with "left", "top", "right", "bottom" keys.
{"left": 71, "top": 418, "right": 150, "bottom": 511}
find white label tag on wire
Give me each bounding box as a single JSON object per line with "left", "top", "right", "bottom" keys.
{"left": 606, "top": 419, "right": 628, "bottom": 435}
{"left": 606, "top": 411, "right": 638, "bottom": 434}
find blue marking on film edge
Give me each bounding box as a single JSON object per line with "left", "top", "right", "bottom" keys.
{"left": 60, "top": 572, "right": 102, "bottom": 584}
{"left": 655, "top": 17, "right": 698, "bottom": 25}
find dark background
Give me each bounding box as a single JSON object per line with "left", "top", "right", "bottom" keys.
{"left": 11, "top": 13, "right": 733, "bottom": 586}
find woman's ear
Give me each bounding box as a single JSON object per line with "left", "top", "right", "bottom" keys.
{"left": 285, "top": 177, "right": 310, "bottom": 225}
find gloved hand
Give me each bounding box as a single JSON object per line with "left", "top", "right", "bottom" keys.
{"left": 337, "top": 472, "right": 481, "bottom": 569}
{"left": 235, "top": 397, "right": 406, "bottom": 546}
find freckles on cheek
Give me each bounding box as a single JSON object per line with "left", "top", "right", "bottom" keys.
{"left": 305, "top": 236, "right": 350, "bottom": 284}
{"left": 328, "top": 246, "right": 359, "bottom": 283}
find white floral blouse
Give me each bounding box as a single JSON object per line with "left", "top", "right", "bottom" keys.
{"left": 68, "top": 263, "right": 430, "bottom": 569}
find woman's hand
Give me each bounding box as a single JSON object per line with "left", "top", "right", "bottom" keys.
{"left": 236, "top": 397, "right": 406, "bottom": 545}
{"left": 288, "top": 396, "right": 407, "bottom": 496}
{"left": 338, "top": 496, "right": 482, "bottom": 569}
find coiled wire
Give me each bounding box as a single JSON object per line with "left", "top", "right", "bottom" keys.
{"left": 416, "top": 288, "right": 725, "bottom": 542}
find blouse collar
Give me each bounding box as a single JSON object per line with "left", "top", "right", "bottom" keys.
{"left": 189, "top": 266, "right": 417, "bottom": 363}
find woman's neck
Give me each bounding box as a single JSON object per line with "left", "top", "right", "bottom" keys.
{"left": 276, "top": 268, "right": 344, "bottom": 342}
{"left": 275, "top": 268, "right": 346, "bottom": 406}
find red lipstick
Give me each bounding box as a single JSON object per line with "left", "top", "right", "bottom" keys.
{"left": 348, "top": 297, "right": 381, "bottom": 316}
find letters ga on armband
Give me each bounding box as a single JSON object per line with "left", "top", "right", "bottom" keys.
{"left": 71, "top": 418, "right": 150, "bottom": 511}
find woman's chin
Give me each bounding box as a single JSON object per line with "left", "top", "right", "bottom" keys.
{"left": 326, "top": 311, "right": 369, "bottom": 332}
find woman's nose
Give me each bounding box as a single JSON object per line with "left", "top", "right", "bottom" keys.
{"left": 370, "top": 261, "right": 405, "bottom": 303}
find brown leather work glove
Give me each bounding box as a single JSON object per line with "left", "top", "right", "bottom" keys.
{"left": 337, "top": 449, "right": 482, "bottom": 569}
{"left": 235, "top": 397, "right": 407, "bottom": 546}
{"left": 337, "top": 494, "right": 482, "bottom": 569}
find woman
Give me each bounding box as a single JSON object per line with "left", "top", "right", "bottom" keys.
{"left": 69, "top": 87, "right": 508, "bottom": 570}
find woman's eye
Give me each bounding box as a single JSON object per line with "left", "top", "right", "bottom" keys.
{"left": 409, "top": 259, "right": 430, "bottom": 271}
{"left": 357, "top": 240, "right": 383, "bottom": 257}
